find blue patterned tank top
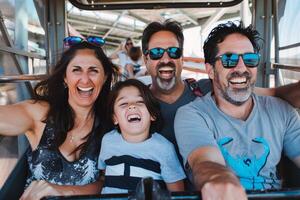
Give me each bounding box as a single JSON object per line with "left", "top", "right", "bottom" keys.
{"left": 26, "top": 119, "right": 100, "bottom": 186}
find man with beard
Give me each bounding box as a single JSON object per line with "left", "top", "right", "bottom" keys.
{"left": 174, "top": 21, "right": 300, "bottom": 199}
{"left": 141, "top": 19, "right": 212, "bottom": 162}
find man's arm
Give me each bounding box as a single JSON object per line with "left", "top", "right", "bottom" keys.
{"left": 174, "top": 102, "right": 246, "bottom": 199}
{"left": 188, "top": 146, "right": 247, "bottom": 200}
{"left": 254, "top": 81, "right": 300, "bottom": 108}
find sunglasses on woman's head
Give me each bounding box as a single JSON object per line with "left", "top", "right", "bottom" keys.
{"left": 63, "top": 36, "right": 106, "bottom": 47}
{"left": 215, "top": 53, "right": 260, "bottom": 68}
{"left": 144, "top": 47, "right": 182, "bottom": 60}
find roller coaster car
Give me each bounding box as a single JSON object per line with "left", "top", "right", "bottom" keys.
{"left": 0, "top": 149, "right": 28, "bottom": 200}
{"left": 0, "top": 152, "right": 300, "bottom": 200}
{"left": 280, "top": 155, "right": 300, "bottom": 188}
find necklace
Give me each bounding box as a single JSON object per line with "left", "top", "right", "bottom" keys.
{"left": 70, "top": 134, "right": 77, "bottom": 143}
{"left": 69, "top": 117, "right": 94, "bottom": 143}
{"left": 68, "top": 115, "right": 94, "bottom": 144}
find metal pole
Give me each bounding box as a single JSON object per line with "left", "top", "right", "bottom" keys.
{"left": 47, "top": 0, "right": 66, "bottom": 68}
{"left": 272, "top": 0, "right": 282, "bottom": 87}
{"left": 252, "top": 0, "right": 266, "bottom": 87}
{"left": 15, "top": 0, "right": 30, "bottom": 156}
{"left": 263, "top": 0, "right": 273, "bottom": 88}
{"left": 240, "top": 0, "right": 251, "bottom": 26}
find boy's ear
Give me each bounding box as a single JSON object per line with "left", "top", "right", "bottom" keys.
{"left": 150, "top": 116, "right": 156, "bottom": 121}
{"left": 113, "top": 114, "right": 118, "bottom": 125}
{"left": 205, "top": 63, "right": 215, "bottom": 80}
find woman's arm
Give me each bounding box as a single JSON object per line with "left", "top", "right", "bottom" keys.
{"left": 0, "top": 100, "right": 41, "bottom": 136}
{"left": 109, "top": 44, "right": 123, "bottom": 60}
{"left": 20, "top": 180, "right": 103, "bottom": 200}
{"left": 166, "top": 180, "right": 185, "bottom": 192}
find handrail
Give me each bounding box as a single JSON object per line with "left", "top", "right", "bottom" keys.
{"left": 279, "top": 42, "right": 300, "bottom": 51}
{"left": 0, "top": 45, "right": 46, "bottom": 60}
{"left": 69, "top": 0, "right": 243, "bottom": 10}
{"left": 183, "top": 57, "right": 207, "bottom": 74}
{"left": 183, "top": 66, "right": 207, "bottom": 74}
{"left": 0, "top": 74, "right": 48, "bottom": 83}
{"left": 272, "top": 63, "right": 300, "bottom": 72}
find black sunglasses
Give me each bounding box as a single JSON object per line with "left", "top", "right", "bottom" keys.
{"left": 144, "top": 47, "right": 182, "bottom": 60}
{"left": 63, "top": 36, "right": 105, "bottom": 47}
{"left": 216, "top": 53, "right": 260, "bottom": 68}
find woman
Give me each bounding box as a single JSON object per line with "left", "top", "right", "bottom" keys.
{"left": 109, "top": 38, "right": 134, "bottom": 79}
{"left": 125, "top": 46, "right": 147, "bottom": 78}
{"left": 0, "top": 41, "right": 116, "bottom": 199}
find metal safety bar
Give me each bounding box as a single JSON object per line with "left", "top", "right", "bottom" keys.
{"left": 0, "top": 74, "right": 48, "bottom": 83}
{"left": 41, "top": 188, "right": 300, "bottom": 199}
{"left": 0, "top": 10, "right": 48, "bottom": 96}
{"left": 279, "top": 42, "right": 300, "bottom": 51}
{"left": 273, "top": 63, "right": 300, "bottom": 72}
{"left": 0, "top": 45, "right": 46, "bottom": 60}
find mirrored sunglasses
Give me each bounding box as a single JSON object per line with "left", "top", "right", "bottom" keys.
{"left": 144, "top": 47, "right": 182, "bottom": 60}
{"left": 63, "top": 36, "right": 105, "bottom": 47}
{"left": 216, "top": 53, "right": 260, "bottom": 68}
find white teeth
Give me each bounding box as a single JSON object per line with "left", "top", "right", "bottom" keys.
{"left": 158, "top": 66, "right": 174, "bottom": 72}
{"left": 127, "top": 114, "right": 141, "bottom": 122}
{"left": 78, "top": 87, "right": 93, "bottom": 92}
{"left": 229, "top": 77, "right": 247, "bottom": 84}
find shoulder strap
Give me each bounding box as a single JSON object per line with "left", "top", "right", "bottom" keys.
{"left": 184, "top": 78, "right": 203, "bottom": 97}
{"left": 38, "top": 121, "right": 57, "bottom": 149}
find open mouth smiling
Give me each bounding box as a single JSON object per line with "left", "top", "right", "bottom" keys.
{"left": 229, "top": 77, "right": 248, "bottom": 85}
{"left": 127, "top": 114, "right": 141, "bottom": 123}
{"left": 158, "top": 66, "right": 175, "bottom": 79}
{"left": 77, "top": 86, "right": 94, "bottom": 95}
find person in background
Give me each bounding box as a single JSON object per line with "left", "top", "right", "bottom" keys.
{"left": 0, "top": 39, "right": 116, "bottom": 199}
{"left": 175, "top": 21, "right": 300, "bottom": 199}
{"left": 98, "top": 79, "right": 185, "bottom": 194}
{"left": 125, "top": 46, "right": 147, "bottom": 78}
{"left": 110, "top": 38, "right": 134, "bottom": 77}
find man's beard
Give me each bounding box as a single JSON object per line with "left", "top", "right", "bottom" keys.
{"left": 154, "top": 62, "right": 177, "bottom": 92}
{"left": 215, "top": 70, "right": 254, "bottom": 106}
{"left": 156, "top": 76, "right": 176, "bottom": 91}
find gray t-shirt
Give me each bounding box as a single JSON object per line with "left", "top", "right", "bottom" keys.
{"left": 175, "top": 92, "right": 300, "bottom": 190}
{"left": 158, "top": 79, "right": 211, "bottom": 159}
{"left": 98, "top": 130, "right": 186, "bottom": 194}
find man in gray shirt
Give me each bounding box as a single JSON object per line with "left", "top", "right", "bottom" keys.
{"left": 175, "top": 21, "right": 300, "bottom": 199}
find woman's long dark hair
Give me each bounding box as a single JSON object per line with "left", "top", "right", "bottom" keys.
{"left": 34, "top": 42, "right": 117, "bottom": 152}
